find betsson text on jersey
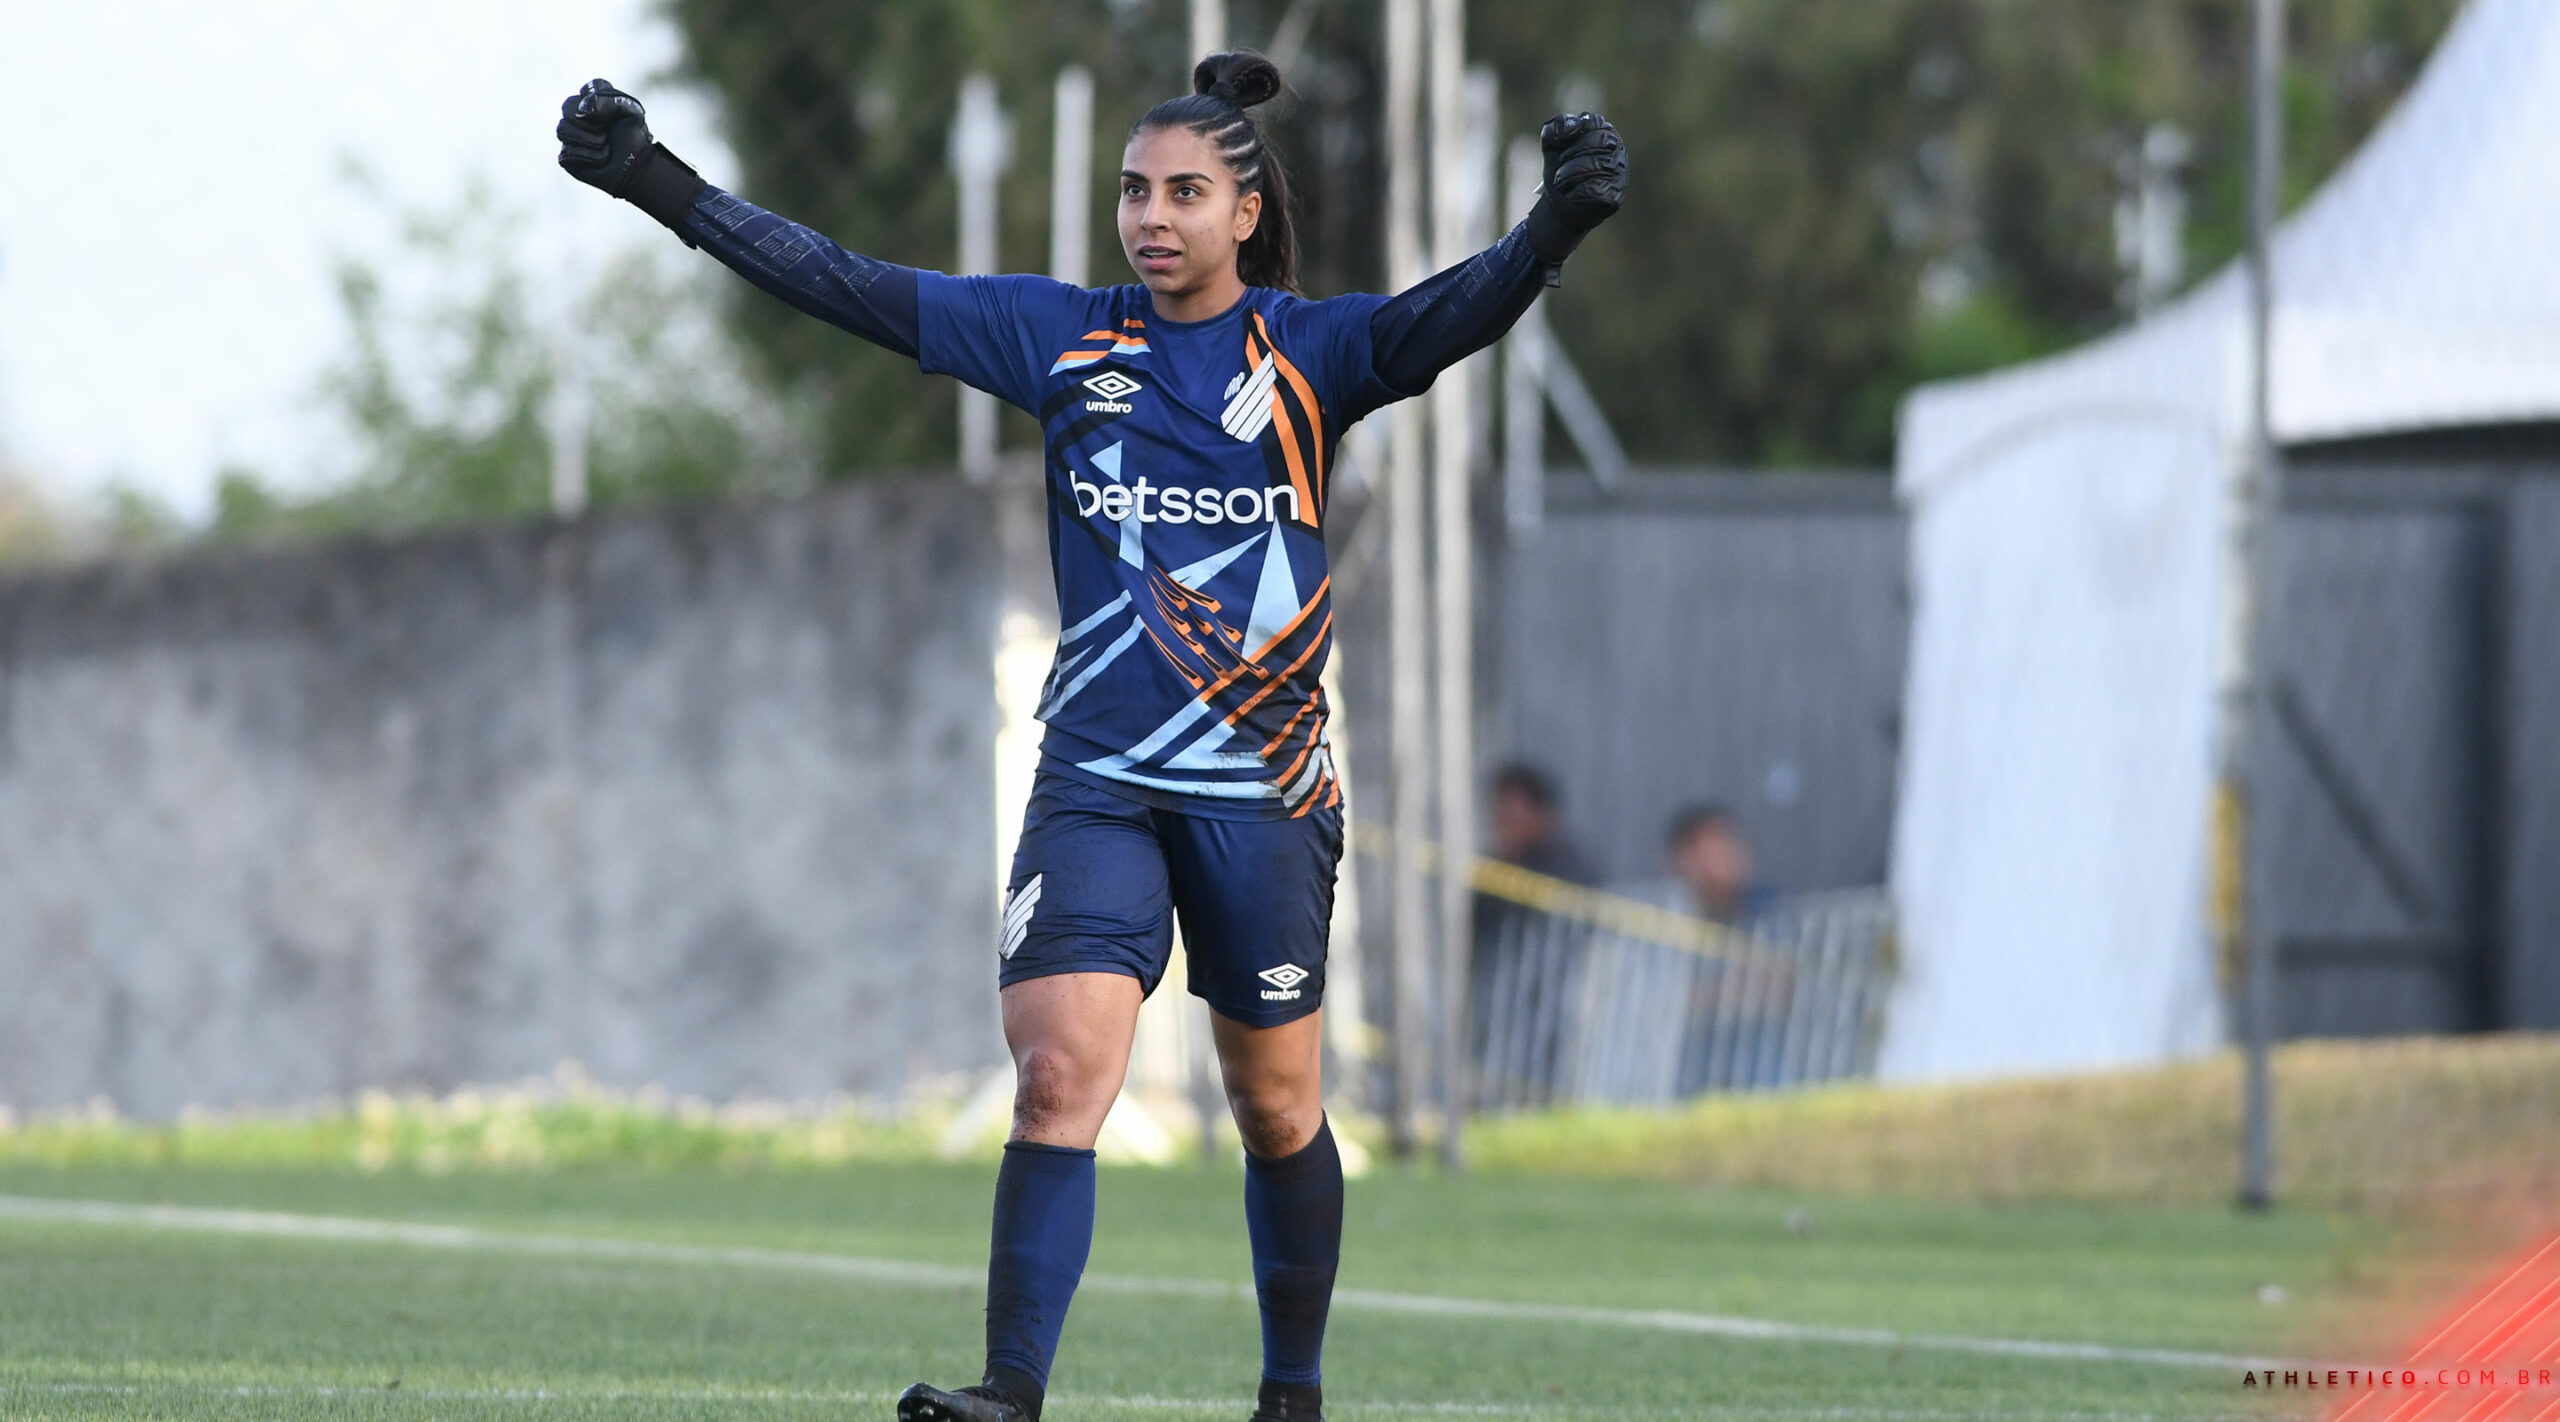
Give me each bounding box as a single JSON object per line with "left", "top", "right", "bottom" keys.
{"left": 1070, "top": 471, "right": 1302, "bottom": 527}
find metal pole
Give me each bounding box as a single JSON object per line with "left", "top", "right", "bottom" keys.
{"left": 951, "top": 73, "right": 1010, "bottom": 480}
{"left": 1501, "top": 135, "right": 1546, "bottom": 542}
{"left": 1426, "top": 14, "right": 1481, "bottom": 1172}
{"left": 1191, "top": 0, "right": 1227, "bottom": 60}
{"left": 1382, "top": 0, "right": 1431, "bottom": 1161}
{"left": 2225, "top": 0, "right": 2285, "bottom": 1212}
{"left": 1050, "top": 67, "right": 1093, "bottom": 288}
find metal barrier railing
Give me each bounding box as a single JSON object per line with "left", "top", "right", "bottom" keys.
{"left": 1356, "top": 826, "right": 1897, "bottom": 1112}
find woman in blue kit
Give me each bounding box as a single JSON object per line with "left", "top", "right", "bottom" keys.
{"left": 559, "top": 51, "right": 1625, "bottom": 1422}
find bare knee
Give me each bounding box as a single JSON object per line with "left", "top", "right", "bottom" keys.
{"left": 1011, "top": 1045, "right": 1116, "bottom": 1144}
{"left": 998, "top": 973, "right": 1140, "bottom": 1148}
{"left": 1229, "top": 1082, "right": 1318, "bottom": 1159}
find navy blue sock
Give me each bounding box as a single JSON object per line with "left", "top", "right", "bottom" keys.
{"left": 1243, "top": 1117, "right": 1344, "bottom": 1388}
{"left": 983, "top": 1140, "right": 1097, "bottom": 1417}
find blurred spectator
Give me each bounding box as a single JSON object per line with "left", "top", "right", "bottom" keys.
{"left": 1487, "top": 763, "right": 1597, "bottom": 885}
{"left": 1662, "top": 801, "right": 1779, "bottom": 926}
{"left": 1470, "top": 763, "right": 1593, "bottom": 1104}
{"left": 1640, "top": 803, "right": 1785, "bottom": 1094}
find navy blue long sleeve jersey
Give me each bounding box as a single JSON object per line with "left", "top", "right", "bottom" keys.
{"left": 681, "top": 186, "right": 1549, "bottom": 819}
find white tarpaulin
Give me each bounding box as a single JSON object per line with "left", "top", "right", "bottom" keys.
{"left": 1880, "top": 0, "right": 2560, "bottom": 1080}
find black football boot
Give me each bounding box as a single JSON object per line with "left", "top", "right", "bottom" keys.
{"left": 1250, "top": 1378, "right": 1324, "bottom": 1422}
{"left": 895, "top": 1381, "right": 1031, "bottom": 1422}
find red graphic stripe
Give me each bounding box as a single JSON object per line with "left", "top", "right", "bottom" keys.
{"left": 2329, "top": 1234, "right": 2560, "bottom": 1422}
{"left": 2471, "top": 1283, "right": 2560, "bottom": 1360}
{"left": 2405, "top": 1239, "right": 2560, "bottom": 1362}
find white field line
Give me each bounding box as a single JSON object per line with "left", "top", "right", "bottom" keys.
{"left": 0, "top": 1382, "right": 1525, "bottom": 1414}
{"left": 0, "top": 1386, "right": 2229, "bottom": 1420}
{"left": 0, "top": 1194, "right": 2285, "bottom": 1374}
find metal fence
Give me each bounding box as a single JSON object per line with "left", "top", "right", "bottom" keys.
{"left": 1467, "top": 867, "right": 1896, "bottom": 1112}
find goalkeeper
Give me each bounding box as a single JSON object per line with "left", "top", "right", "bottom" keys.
{"left": 559, "top": 49, "right": 1626, "bottom": 1422}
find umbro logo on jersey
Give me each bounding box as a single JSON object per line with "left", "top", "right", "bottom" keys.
{"left": 1082, "top": 370, "right": 1142, "bottom": 414}
{"left": 1257, "top": 962, "right": 1312, "bottom": 1002}
{"left": 999, "top": 874, "right": 1043, "bottom": 959}
{"left": 1221, "top": 354, "right": 1279, "bottom": 442}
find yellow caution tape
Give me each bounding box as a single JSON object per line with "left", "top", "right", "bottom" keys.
{"left": 1349, "top": 820, "right": 1770, "bottom": 966}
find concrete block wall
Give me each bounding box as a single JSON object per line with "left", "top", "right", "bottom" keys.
{"left": 0, "top": 481, "right": 1006, "bottom": 1117}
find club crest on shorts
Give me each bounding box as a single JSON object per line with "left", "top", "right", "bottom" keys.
{"left": 999, "top": 874, "right": 1043, "bottom": 959}
{"left": 1257, "top": 962, "right": 1311, "bottom": 1001}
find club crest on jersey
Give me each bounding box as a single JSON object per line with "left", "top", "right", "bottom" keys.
{"left": 1082, "top": 370, "right": 1142, "bottom": 413}
{"left": 1221, "top": 354, "right": 1279, "bottom": 442}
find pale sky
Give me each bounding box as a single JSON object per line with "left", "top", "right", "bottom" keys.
{"left": 0, "top": 1, "right": 731, "bottom": 518}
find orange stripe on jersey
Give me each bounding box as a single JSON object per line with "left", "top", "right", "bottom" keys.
{"left": 1055, "top": 350, "right": 1108, "bottom": 363}
{"left": 1259, "top": 696, "right": 1318, "bottom": 758}
{"left": 1081, "top": 330, "right": 1118, "bottom": 340}
{"left": 1288, "top": 773, "right": 1328, "bottom": 818}
{"left": 1181, "top": 576, "right": 1331, "bottom": 714}
{"left": 1288, "top": 768, "right": 1338, "bottom": 818}
{"left": 1239, "top": 575, "right": 1329, "bottom": 669}
{"left": 1227, "top": 610, "right": 1332, "bottom": 724}
{"left": 1267, "top": 398, "right": 1317, "bottom": 520}
{"left": 1143, "top": 623, "right": 1210, "bottom": 691}
{"left": 1258, "top": 314, "right": 1329, "bottom": 491}
{"left": 1270, "top": 729, "right": 1320, "bottom": 794}
{"left": 1238, "top": 324, "right": 1309, "bottom": 513}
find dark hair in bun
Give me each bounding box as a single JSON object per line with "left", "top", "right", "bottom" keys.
{"left": 1131, "top": 50, "right": 1298, "bottom": 290}
{"left": 1193, "top": 50, "right": 1283, "bottom": 108}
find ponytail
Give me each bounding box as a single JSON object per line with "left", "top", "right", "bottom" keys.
{"left": 1132, "top": 50, "right": 1298, "bottom": 291}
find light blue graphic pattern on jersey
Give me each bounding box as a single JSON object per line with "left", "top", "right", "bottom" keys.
{"left": 919, "top": 275, "right": 1395, "bottom": 819}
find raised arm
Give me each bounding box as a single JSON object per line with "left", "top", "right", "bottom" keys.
{"left": 683, "top": 190, "right": 921, "bottom": 359}
{"left": 1364, "top": 224, "right": 1550, "bottom": 404}
{"left": 556, "top": 78, "right": 921, "bottom": 358}
{"left": 1353, "top": 113, "right": 1628, "bottom": 418}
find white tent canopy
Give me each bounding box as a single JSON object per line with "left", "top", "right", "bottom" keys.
{"left": 1879, "top": 0, "right": 2560, "bottom": 1081}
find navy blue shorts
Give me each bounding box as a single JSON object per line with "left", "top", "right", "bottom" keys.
{"left": 998, "top": 767, "right": 1343, "bottom": 1028}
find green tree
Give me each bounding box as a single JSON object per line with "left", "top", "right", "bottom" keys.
{"left": 213, "top": 178, "right": 813, "bottom": 543}
{"left": 1477, "top": 0, "right": 2460, "bottom": 464}
{"left": 665, "top": 0, "right": 2458, "bottom": 470}
{"left": 661, "top": 0, "right": 1392, "bottom": 474}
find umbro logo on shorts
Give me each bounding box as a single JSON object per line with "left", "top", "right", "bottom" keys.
{"left": 1257, "top": 962, "right": 1310, "bottom": 1002}
{"left": 1082, "top": 370, "right": 1141, "bottom": 414}
{"left": 999, "top": 874, "right": 1043, "bottom": 959}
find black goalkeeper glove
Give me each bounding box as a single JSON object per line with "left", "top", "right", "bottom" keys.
{"left": 556, "top": 78, "right": 704, "bottom": 245}
{"left": 1524, "top": 112, "right": 1627, "bottom": 282}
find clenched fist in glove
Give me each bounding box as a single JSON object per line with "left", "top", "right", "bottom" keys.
{"left": 1523, "top": 112, "right": 1628, "bottom": 280}
{"left": 557, "top": 78, "right": 704, "bottom": 243}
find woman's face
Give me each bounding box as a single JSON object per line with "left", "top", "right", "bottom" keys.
{"left": 1118, "top": 124, "right": 1261, "bottom": 305}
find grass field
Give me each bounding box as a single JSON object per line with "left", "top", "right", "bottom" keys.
{"left": 0, "top": 1156, "right": 2506, "bottom": 1421}
{"left": 1464, "top": 1037, "right": 2560, "bottom": 1215}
